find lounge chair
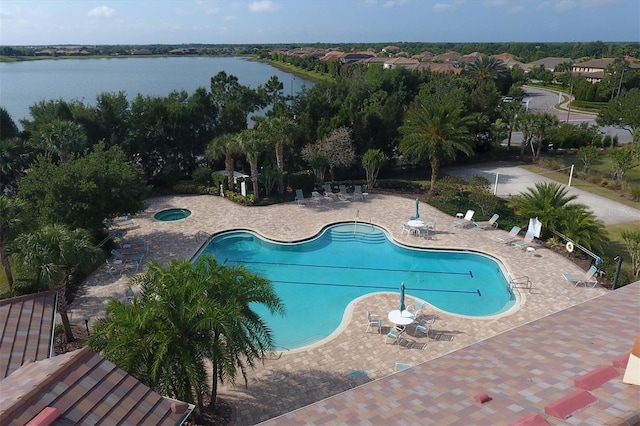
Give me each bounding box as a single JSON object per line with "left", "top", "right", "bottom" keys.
{"left": 395, "top": 363, "right": 411, "bottom": 372}
{"left": 454, "top": 210, "right": 475, "bottom": 227}
{"left": 512, "top": 230, "right": 535, "bottom": 249}
{"left": 497, "top": 226, "right": 521, "bottom": 243}
{"left": 311, "top": 191, "right": 324, "bottom": 203}
{"left": 563, "top": 265, "right": 598, "bottom": 288}
{"left": 295, "top": 189, "right": 309, "bottom": 205}
{"left": 323, "top": 183, "right": 338, "bottom": 201}
{"left": 338, "top": 184, "right": 353, "bottom": 201}
{"left": 474, "top": 213, "right": 499, "bottom": 230}
{"left": 353, "top": 185, "right": 364, "bottom": 201}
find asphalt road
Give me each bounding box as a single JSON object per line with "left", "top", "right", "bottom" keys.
{"left": 444, "top": 163, "right": 639, "bottom": 226}
{"left": 509, "top": 86, "right": 633, "bottom": 144}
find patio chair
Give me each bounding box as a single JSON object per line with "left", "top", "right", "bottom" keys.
{"left": 563, "top": 265, "right": 598, "bottom": 288}
{"left": 311, "top": 191, "right": 324, "bottom": 203}
{"left": 353, "top": 185, "right": 364, "bottom": 201}
{"left": 512, "top": 230, "right": 535, "bottom": 249}
{"left": 407, "top": 300, "right": 426, "bottom": 318}
{"left": 338, "top": 184, "right": 353, "bottom": 201}
{"left": 295, "top": 189, "right": 309, "bottom": 205}
{"left": 474, "top": 213, "right": 499, "bottom": 230}
{"left": 323, "top": 183, "right": 339, "bottom": 201}
{"left": 416, "top": 319, "right": 435, "bottom": 337}
{"left": 401, "top": 223, "right": 413, "bottom": 236}
{"left": 497, "top": 226, "right": 521, "bottom": 244}
{"left": 454, "top": 210, "right": 475, "bottom": 228}
{"left": 385, "top": 327, "right": 405, "bottom": 345}
{"left": 395, "top": 363, "right": 411, "bottom": 372}
{"left": 365, "top": 311, "right": 382, "bottom": 334}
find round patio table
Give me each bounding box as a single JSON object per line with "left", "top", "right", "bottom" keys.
{"left": 388, "top": 310, "right": 415, "bottom": 326}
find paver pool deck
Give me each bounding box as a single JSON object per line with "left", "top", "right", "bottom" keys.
{"left": 70, "top": 193, "right": 612, "bottom": 425}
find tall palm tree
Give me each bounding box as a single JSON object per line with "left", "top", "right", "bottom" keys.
{"left": 499, "top": 102, "right": 524, "bottom": 152}
{"left": 201, "top": 255, "right": 284, "bottom": 410}
{"left": 508, "top": 182, "right": 578, "bottom": 237}
{"left": 0, "top": 196, "right": 28, "bottom": 292}
{"left": 206, "top": 133, "right": 240, "bottom": 192}
{"left": 465, "top": 56, "right": 508, "bottom": 86}
{"left": 399, "top": 102, "right": 474, "bottom": 193}
{"left": 237, "top": 128, "right": 265, "bottom": 199}
{"left": 15, "top": 224, "right": 101, "bottom": 341}
{"left": 256, "top": 116, "right": 297, "bottom": 194}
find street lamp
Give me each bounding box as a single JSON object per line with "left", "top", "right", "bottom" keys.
{"left": 612, "top": 256, "right": 623, "bottom": 291}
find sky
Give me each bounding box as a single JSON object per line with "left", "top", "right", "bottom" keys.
{"left": 1, "top": 0, "right": 639, "bottom": 46}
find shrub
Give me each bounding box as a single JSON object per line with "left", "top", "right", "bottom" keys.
{"left": 290, "top": 171, "right": 315, "bottom": 193}
{"left": 468, "top": 175, "right": 491, "bottom": 190}
{"left": 192, "top": 166, "right": 213, "bottom": 185}
{"left": 225, "top": 191, "right": 256, "bottom": 206}
{"left": 627, "top": 185, "right": 640, "bottom": 202}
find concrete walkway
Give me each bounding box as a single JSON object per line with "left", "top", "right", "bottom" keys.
{"left": 444, "top": 163, "right": 639, "bottom": 225}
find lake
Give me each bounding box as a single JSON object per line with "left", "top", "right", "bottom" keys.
{"left": 0, "top": 56, "right": 312, "bottom": 126}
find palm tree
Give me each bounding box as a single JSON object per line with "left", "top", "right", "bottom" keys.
{"left": 508, "top": 182, "right": 578, "bottom": 237}
{"left": 559, "top": 205, "right": 608, "bottom": 253}
{"left": 206, "top": 133, "right": 240, "bottom": 192}
{"left": 200, "top": 255, "right": 284, "bottom": 410}
{"left": 0, "top": 196, "right": 28, "bottom": 292}
{"left": 255, "top": 116, "right": 297, "bottom": 194}
{"left": 399, "top": 102, "right": 474, "bottom": 193}
{"left": 32, "top": 119, "right": 87, "bottom": 163}
{"left": 465, "top": 56, "right": 507, "bottom": 86}
{"left": 237, "top": 128, "right": 265, "bottom": 199}
{"left": 15, "top": 224, "right": 101, "bottom": 341}
{"left": 499, "top": 102, "right": 524, "bottom": 152}
{"left": 88, "top": 255, "right": 283, "bottom": 415}
{"left": 90, "top": 258, "right": 220, "bottom": 416}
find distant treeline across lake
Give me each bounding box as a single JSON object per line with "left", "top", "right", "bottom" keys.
{"left": 0, "top": 56, "right": 311, "bottom": 126}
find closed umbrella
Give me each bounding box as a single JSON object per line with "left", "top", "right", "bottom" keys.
{"left": 413, "top": 199, "right": 420, "bottom": 220}
{"left": 399, "top": 282, "right": 406, "bottom": 312}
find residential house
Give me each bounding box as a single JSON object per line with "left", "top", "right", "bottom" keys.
{"left": 572, "top": 56, "right": 640, "bottom": 83}
{"left": 522, "top": 57, "right": 572, "bottom": 72}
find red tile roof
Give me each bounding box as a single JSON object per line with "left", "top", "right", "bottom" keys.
{"left": 0, "top": 290, "right": 57, "bottom": 379}
{"left": 0, "top": 346, "right": 193, "bottom": 425}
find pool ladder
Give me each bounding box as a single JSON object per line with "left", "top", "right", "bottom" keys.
{"left": 353, "top": 209, "right": 373, "bottom": 236}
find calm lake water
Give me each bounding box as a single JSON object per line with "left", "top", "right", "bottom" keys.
{"left": 0, "top": 56, "right": 312, "bottom": 126}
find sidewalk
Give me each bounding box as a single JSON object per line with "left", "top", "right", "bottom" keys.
{"left": 444, "top": 163, "right": 639, "bottom": 225}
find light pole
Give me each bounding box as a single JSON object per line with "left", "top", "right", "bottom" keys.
{"left": 612, "top": 256, "right": 623, "bottom": 291}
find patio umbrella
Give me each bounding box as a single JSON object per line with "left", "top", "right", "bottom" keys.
{"left": 399, "top": 282, "right": 406, "bottom": 312}
{"left": 413, "top": 199, "right": 420, "bottom": 219}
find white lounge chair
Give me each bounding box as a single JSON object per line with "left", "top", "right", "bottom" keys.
{"left": 311, "top": 191, "right": 324, "bottom": 203}
{"left": 497, "top": 226, "right": 521, "bottom": 243}
{"left": 474, "top": 213, "right": 499, "bottom": 230}
{"left": 323, "top": 183, "right": 338, "bottom": 201}
{"left": 353, "top": 185, "right": 364, "bottom": 201}
{"left": 563, "top": 265, "right": 598, "bottom": 288}
{"left": 454, "top": 210, "right": 475, "bottom": 227}
{"left": 512, "top": 230, "right": 535, "bottom": 249}
{"left": 338, "top": 184, "right": 353, "bottom": 201}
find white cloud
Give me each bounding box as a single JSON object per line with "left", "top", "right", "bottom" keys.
{"left": 554, "top": 0, "right": 577, "bottom": 12}
{"left": 433, "top": 0, "right": 466, "bottom": 13}
{"left": 506, "top": 5, "right": 525, "bottom": 14}
{"left": 195, "top": 0, "right": 220, "bottom": 15}
{"left": 382, "top": 0, "right": 408, "bottom": 8}
{"left": 248, "top": 1, "right": 277, "bottom": 13}
{"left": 87, "top": 6, "right": 115, "bottom": 18}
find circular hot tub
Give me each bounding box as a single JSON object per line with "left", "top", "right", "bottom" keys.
{"left": 154, "top": 208, "right": 191, "bottom": 221}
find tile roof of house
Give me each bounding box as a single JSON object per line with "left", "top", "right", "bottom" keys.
{"left": 523, "top": 57, "right": 572, "bottom": 70}
{"left": 572, "top": 58, "right": 616, "bottom": 69}
{"left": 0, "top": 346, "right": 193, "bottom": 425}
{"left": 263, "top": 282, "right": 640, "bottom": 425}
{"left": 408, "top": 62, "right": 462, "bottom": 74}
{"left": 0, "top": 290, "right": 57, "bottom": 379}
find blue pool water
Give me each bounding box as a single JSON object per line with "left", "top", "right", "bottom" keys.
{"left": 196, "top": 223, "right": 516, "bottom": 350}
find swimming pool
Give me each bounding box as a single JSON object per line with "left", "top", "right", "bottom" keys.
{"left": 196, "top": 223, "right": 516, "bottom": 350}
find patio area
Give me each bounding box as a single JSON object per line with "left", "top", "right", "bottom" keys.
{"left": 69, "top": 193, "right": 609, "bottom": 425}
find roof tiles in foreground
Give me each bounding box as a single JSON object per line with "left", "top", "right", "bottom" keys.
{"left": 0, "top": 346, "right": 193, "bottom": 425}
{"left": 263, "top": 282, "right": 640, "bottom": 425}
{"left": 0, "top": 290, "right": 57, "bottom": 379}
